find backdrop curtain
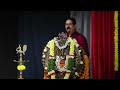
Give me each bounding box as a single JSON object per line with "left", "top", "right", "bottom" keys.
{"left": 17, "top": 11, "right": 69, "bottom": 79}
{"left": 91, "top": 11, "right": 116, "bottom": 79}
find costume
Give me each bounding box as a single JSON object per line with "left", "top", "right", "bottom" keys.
{"left": 70, "top": 31, "right": 89, "bottom": 57}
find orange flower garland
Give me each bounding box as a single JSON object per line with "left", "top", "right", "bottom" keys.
{"left": 80, "top": 55, "right": 89, "bottom": 79}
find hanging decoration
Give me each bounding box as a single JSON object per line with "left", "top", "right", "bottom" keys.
{"left": 114, "top": 11, "right": 119, "bottom": 71}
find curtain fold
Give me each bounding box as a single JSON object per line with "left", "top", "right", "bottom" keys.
{"left": 91, "top": 11, "right": 116, "bottom": 79}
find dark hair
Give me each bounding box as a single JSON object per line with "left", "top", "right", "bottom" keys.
{"left": 66, "top": 17, "right": 76, "bottom": 25}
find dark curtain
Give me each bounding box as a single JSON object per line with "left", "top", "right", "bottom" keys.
{"left": 0, "top": 11, "right": 18, "bottom": 79}
{"left": 17, "top": 11, "right": 70, "bottom": 79}
{"left": 91, "top": 11, "right": 116, "bottom": 79}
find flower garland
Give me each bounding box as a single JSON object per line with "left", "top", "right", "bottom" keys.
{"left": 46, "top": 39, "right": 55, "bottom": 73}
{"left": 114, "top": 11, "right": 119, "bottom": 71}
{"left": 43, "top": 36, "right": 89, "bottom": 79}
{"left": 54, "top": 37, "right": 70, "bottom": 50}
{"left": 45, "top": 37, "right": 77, "bottom": 75}
{"left": 54, "top": 37, "right": 79, "bottom": 50}
{"left": 80, "top": 55, "right": 89, "bottom": 79}
{"left": 47, "top": 39, "right": 55, "bottom": 57}
{"left": 55, "top": 55, "right": 68, "bottom": 72}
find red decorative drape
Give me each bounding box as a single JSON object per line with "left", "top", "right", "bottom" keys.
{"left": 91, "top": 11, "right": 116, "bottom": 79}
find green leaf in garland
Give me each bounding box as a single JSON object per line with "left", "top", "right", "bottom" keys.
{"left": 47, "top": 59, "right": 55, "bottom": 71}
{"left": 67, "top": 58, "right": 75, "bottom": 71}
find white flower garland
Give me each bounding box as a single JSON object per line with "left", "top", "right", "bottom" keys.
{"left": 55, "top": 55, "right": 68, "bottom": 72}
{"left": 55, "top": 55, "right": 75, "bottom": 72}
{"left": 46, "top": 37, "right": 79, "bottom": 51}
{"left": 54, "top": 37, "right": 71, "bottom": 50}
